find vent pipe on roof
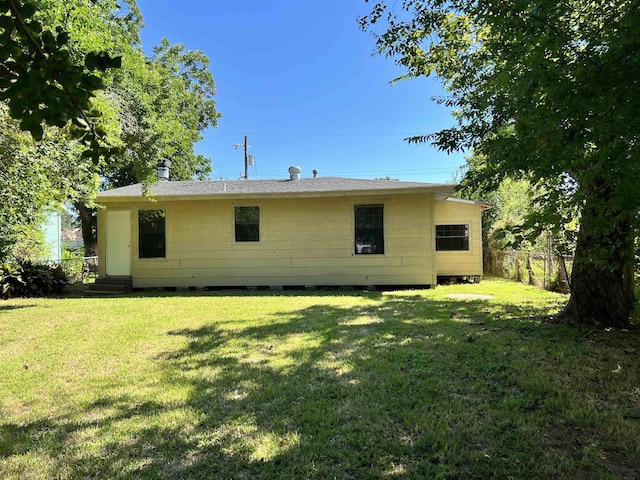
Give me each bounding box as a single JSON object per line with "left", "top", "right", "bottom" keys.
{"left": 312, "top": 169, "right": 318, "bottom": 177}
{"left": 288, "top": 166, "right": 302, "bottom": 181}
{"left": 158, "top": 159, "right": 172, "bottom": 181}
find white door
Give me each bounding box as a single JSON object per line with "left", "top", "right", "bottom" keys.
{"left": 106, "top": 210, "right": 131, "bottom": 276}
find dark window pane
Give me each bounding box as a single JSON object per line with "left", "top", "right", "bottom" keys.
{"left": 139, "top": 209, "right": 166, "bottom": 258}
{"left": 235, "top": 206, "right": 260, "bottom": 242}
{"left": 355, "top": 205, "right": 384, "bottom": 254}
{"left": 436, "top": 224, "right": 469, "bottom": 251}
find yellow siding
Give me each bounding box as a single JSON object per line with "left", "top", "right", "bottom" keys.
{"left": 98, "top": 193, "right": 438, "bottom": 287}
{"left": 433, "top": 200, "right": 484, "bottom": 276}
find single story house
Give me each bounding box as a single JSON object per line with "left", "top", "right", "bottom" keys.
{"left": 96, "top": 168, "right": 489, "bottom": 289}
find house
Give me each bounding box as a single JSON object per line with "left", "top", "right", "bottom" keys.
{"left": 62, "top": 227, "right": 84, "bottom": 249}
{"left": 96, "top": 168, "right": 488, "bottom": 289}
{"left": 41, "top": 211, "right": 62, "bottom": 262}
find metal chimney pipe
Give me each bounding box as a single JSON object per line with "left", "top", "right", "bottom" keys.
{"left": 158, "top": 159, "right": 172, "bottom": 181}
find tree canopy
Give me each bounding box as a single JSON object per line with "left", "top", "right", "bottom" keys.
{"left": 361, "top": 0, "right": 640, "bottom": 326}
{"left": 0, "top": 0, "right": 221, "bottom": 259}
{"left": 103, "top": 38, "right": 221, "bottom": 190}
{"left": 0, "top": 0, "right": 124, "bottom": 161}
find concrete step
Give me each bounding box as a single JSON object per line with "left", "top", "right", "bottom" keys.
{"left": 86, "top": 276, "right": 132, "bottom": 295}
{"left": 87, "top": 283, "right": 128, "bottom": 293}
{"left": 94, "top": 277, "right": 133, "bottom": 288}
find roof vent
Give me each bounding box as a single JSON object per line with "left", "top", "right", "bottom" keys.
{"left": 288, "top": 166, "right": 302, "bottom": 181}
{"left": 158, "top": 159, "right": 172, "bottom": 181}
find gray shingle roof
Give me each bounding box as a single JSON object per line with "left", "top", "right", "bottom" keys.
{"left": 98, "top": 177, "right": 455, "bottom": 200}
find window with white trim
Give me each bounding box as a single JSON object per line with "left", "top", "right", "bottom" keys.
{"left": 354, "top": 204, "right": 384, "bottom": 254}
{"left": 436, "top": 224, "right": 469, "bottom": 251}
{"left": 234, "top": 206, "right": 260, "bottom": 242}
{"left": 138, "top": 209, "right": 166, "bottom": 258}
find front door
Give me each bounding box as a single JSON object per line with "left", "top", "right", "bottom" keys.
{"left": 106, "top": 210, "right": 131, "bottom": 276}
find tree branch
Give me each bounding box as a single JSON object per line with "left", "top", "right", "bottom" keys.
{"left": 6, "top": 0, "right": 101, "bottom": 140}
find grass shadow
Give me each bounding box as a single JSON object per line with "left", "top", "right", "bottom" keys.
{"left": 1, "top": 289, "right": 639, "bottom": 479}
{"left": 0, "top": 304, "right": 37, "bottom": 313}
{"left": 141, "top": 295, "right": 639, "bottom": 478}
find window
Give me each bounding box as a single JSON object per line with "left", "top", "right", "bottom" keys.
{"left": 355, "top": 204, "right": 384, "bottom": 254}
{"left": 436, "top": 224, "right": 469, "bottom": 251}
{"left": 235, "top": 206, "right": 260, "bottom": 242}
{"left": 139, "top": 209, "right": 166, "bottom": 258}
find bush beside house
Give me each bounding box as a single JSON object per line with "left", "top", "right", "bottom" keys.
{"left": 1, "top": 261, "right": 68, "bottom": 299}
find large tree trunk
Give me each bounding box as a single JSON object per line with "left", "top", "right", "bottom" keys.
{"left": 562, "top": 192, "right": 633, "bottom": 327}
{"left": 75, "top": 202, "right": 97, "bottom": 257}
{"left": 623, "top": 252, "right": 636, "bottom": 313}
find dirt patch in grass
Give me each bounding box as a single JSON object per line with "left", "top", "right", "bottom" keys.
{"left": 446, "top": 293, "right": 495, "bottom": 300}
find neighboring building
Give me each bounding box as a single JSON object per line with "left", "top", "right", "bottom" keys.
{"left": 62, "top": 227, "right": 84, "bottom": 249}
{"left": 96, "top": 169, "right": 488, "bottom": 289}
{"left": 41, "top": 211, "right": 62, "bottom": 262}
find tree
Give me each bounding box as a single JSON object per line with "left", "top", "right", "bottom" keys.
{"left": 103, "top": 38, "right": 220, "bottom": 190}
{"left": 0, "top": 0, "right": 123, "bottom": 161}
{"left": 76, "top": 39, "right": 221, "bottom": 255}
{"left": 361, "top": 0, "right": 640, "bottom": 326}
{"left": 457, "top": 154, "right": 579, "bottom": 253}
{"left": 457, "top": 154, "right": 579, "bottom": 290}
{"left": 0, "top": 1, "right": 221, "bottom": 258}
{"left": 0, "top": 104, "right": 96, "bottom": 260}
{"left": 0, "top": 0, "right": 138, "bottom": 259}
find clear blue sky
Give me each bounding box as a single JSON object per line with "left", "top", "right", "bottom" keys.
{"left": 135, "top": 0, "right": 466, "bottom": 183}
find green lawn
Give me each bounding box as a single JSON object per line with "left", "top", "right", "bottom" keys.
{"left": 1, "top": 279, "right": 639, "bottom": 479}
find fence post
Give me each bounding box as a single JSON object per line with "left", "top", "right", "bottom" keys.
{"left": 526, "top": 253, "right": 536, "bottom": 286}
{"left": 547, "top": 231, "right": 554, "bottom": 290}
{"left": 556, "top": 255, "right": 570, "bottom": 293}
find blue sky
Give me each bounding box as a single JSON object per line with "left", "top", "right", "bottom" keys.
{"left": 135, "top": 0, "right": 466, "bottom": 183}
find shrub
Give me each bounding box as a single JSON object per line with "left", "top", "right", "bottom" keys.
{"left": 61, "top": 250, "right": 84, "bottom": 283}
{"left": 1, "top": 261, "right": 68, "bottom": 299}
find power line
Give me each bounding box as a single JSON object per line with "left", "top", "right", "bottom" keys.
{"left": 212, "top": 131, "right": 434, "bottom": 137}
{"left": 244, "top": 169, "right": 458, "bottom": 179}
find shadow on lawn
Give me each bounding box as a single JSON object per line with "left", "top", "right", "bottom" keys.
{"left": 0, "top": 304, "right": 37, "bottom": 313}
{"left": 2, "top": 293, "right": 639, "bottom": 479}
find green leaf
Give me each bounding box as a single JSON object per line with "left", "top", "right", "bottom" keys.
{"left": 83, "top": 74, "right": 106, "bottom": 90}
{"left": 41, "top": 30, "right": 55, "bottom": 48}
{"left": 26, "top": 20, "right": 41, "bottom": 34}
{"left": 84, "top": 52, "right": 99, "bottom": 70}
{"left": 56, "top": 31, "right": 69, "bottom": 47}
{"left": 20, "top": 2, "right": 37, "bottom": 19}
{"left": 29, "top": 122, "right": 43, "bottom": 141}
{"left": 0, "top": 15, "right": 15, "bottom": 31}
{"left": 108, "top": 55, "right": 122, "bottom": 69}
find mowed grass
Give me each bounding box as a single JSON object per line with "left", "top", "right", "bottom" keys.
{"left": 1, "top": 279, "right": 639, "bottom": 479}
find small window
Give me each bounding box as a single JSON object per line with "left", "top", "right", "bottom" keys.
{"left": 235, "top": 206, "right": 260, "bottom": 242}
{"left": 139, "top": 209, "right": 166, "bottom": 258}
{"left": 355, "top": 204, "right": 384, "bottom": 254}
{"left": 436, "top": 224, "right": 469, "bottom": 251}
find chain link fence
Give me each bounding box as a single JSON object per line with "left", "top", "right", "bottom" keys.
{"left": 485, "top": 250, "right": 572, "bottom": 293}
{"left": 55, "top": 256, "right": 98, "bottom": 284}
